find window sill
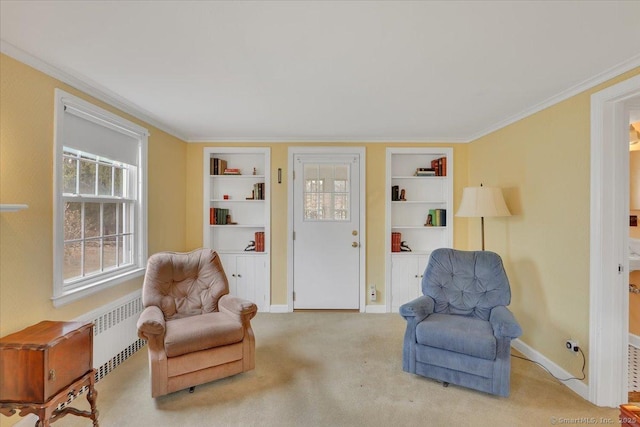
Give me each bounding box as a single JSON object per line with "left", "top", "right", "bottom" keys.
{"left": 52, "top": 267, "right": 145, "bottom": 308}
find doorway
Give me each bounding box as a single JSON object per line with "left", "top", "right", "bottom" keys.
{"left": 287, "top": 147, "right": 366, "bottom": 311}
{"left": 590, "top": 74, "right": 640, "bottom": 407}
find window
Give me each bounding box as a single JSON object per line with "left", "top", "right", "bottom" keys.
{"left": 303, "top": 163, "right": 350, "bottom": 221}
{"left": 53, "top": 89, "right": 148, "bottom": 306}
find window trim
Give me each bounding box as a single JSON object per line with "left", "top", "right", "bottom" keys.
{"left": 53, "top": 89, "right": 148, "bottom": 307}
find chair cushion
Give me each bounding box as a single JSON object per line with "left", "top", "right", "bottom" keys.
{"left": 142, "top": 249, "right": 229, "bottom": 320}
{"left": 422, "top": 248, "right": 511, "bottom": 320}
{"left": 415, "top": 313, "right": 497, "bottom": 360}
{"left": 164, "top": 312, "right": 244, "bottom": 358}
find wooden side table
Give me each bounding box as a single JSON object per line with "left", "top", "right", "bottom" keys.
{"left": 0, "top": 321, "right": 98, "bottom": 426}
{"left": 620, "top": 403, "right": 640, "bottom": 427}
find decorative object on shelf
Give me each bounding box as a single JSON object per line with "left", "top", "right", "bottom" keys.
{"left": 425, "top": 214, "right": 433, "bottom": 226}
{"left": 244, "top": 241, "right": 256, "bottom": 251}
{"left": 455, "top": 184, "right": 511, "bottom": 250}
{"left": 391, "top": 185, "right": 399, "bottom": 201}
{"left": 415, "top": 167, "right": 436, "bottom": 177}
{"left": 223, "top": 194, "right": 230, "bottom": 200}
{"left": 399, "top": 189, "right": 406, "bottom": 201}
{"left": 400, "top": 241, "right": 412, "bottom": 252}
{"left": 631, "top": 215, "right": 638, "bottom": 227}
{"left": 226, "top": 214, "right": 237, "bottom": 225}
{"left": 253, "top": 167, "right": 257, "bottom": 175}
{"left": 0, "top": 204, "right": 28, "bottom": 212}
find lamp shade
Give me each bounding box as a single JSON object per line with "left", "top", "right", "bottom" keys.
{"left": 455, "top": 187, "right": 511, "bottom": 218}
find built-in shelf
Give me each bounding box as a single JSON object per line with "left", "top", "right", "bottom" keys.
{"left": 386, "top": 147, "right": 453, "bottom": 313}
{"left": 0, "top": 204, "right": 28, "bottom": 212}
{"left": 203, "top": 147, "right": 271, "bottom": 312}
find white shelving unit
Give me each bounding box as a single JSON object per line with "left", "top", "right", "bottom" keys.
{"left": 385, "top": 147, "right": 453, "bottom": 312}
{"left": 203, "top": 147, "right": 270, "bottom": 312}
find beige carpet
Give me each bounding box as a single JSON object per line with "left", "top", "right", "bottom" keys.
{"left": 13, "top": 312, "right": 620, "bottom": 426}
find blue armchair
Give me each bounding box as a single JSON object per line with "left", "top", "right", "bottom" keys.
{"left": 400, "top": 248, "right": 522, "bottom": 397}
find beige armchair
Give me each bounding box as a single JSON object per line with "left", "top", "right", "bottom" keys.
{"left": 136, "top": 249, "right": 257, "bottom": 398}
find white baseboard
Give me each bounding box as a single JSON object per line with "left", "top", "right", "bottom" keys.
{"left": 630, "top": 333, "right": 640, "bottom": 349}
{"left": 269, "top": 304, "right": 290, "bottom": 313}
{"left": 365, "top": 305, "right": 387, "bottom": 313}
{"left": 511, "top": 338, "right": 589, "bottom": 401}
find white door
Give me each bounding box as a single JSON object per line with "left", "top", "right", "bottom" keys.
{"left": 293, "top": 154, "right": 360, "bottom": 309}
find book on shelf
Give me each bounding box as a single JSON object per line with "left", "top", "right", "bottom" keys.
{"left": 209, "top": 207, "right": 231, "bottom": 225}
{"left": 391, "top": 232, "right": 402, "bottom": 252}
{"left": 210, "top": 158, "right": 228, "bottom": 175}
{"left": 253, "top": 182, "right": 265, "bottom": 200}
{"left": 415, "top": 168, "right": 436, "bottom": 176}
{"left": 429, "top": 157, "right": 447, "bottom": 176}
{"left": 223, "top": 168, "right": 241, "bottom": 175}
{"left": 427, "top": 208, "right": 447, "bottom": 227}
{"left": 255, "top": 231, "right": 265, "bottom": 252}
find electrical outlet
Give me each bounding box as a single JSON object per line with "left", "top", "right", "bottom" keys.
{"left": 369, "top": 284, "right": 377, "bottom": 302}
{"left": 565, "top": 339, "right": 579, "bottom": 353}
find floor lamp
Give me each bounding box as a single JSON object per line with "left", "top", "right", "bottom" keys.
{"left": 455, "top": 185, "right": 511, "bottom": 250}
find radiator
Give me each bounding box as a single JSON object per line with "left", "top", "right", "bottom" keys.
{"left": 74, "top": 289, "right": 146, "bottom": 381}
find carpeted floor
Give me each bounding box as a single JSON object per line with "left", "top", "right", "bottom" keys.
{"left": 10, "top": 312, "right": 621, "bottom": 427}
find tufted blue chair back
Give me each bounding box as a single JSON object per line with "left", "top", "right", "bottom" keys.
{"left": 422, "top": 248, "right": 511, "bottom": 320}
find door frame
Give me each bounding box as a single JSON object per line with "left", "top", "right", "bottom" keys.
{"left": 590, "top": 74, "right": 640, "bottom": 407}
{"left": 287, "top": 146, "right": 366, "bottom": 312}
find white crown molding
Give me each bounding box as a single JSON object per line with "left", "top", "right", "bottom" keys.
{"left": 4, "top": 38, "right": 638, "bottom": 145}
{"left": 0, "top": 39, "right": 188, "bottom": 142}
{"left": 187, "top": 136, "right": 469, "bottom": 144}
{"left": 467, "top": 53, "right": 640, "bottom": 142}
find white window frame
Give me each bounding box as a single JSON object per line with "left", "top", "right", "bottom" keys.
{"left": 53, "top": 89, "right": 148, "bottom": 307}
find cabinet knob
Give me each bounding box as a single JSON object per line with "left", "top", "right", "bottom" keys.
{"left": 237, "top": 274, "right": 242, "bottom": 278}
{"left": 232, "top": 274, "right": 236, "bottom": 277}
{"left": 414, "top": 274, "right": 419, "bottom": 278}
{"left": 352, "top": 242, "right": 359, "bottom": 248}
{"left": 48, "top": 369, "right": 56, "bottom": 381}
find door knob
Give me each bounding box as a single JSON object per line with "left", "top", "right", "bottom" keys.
{"left": 352, "top": 242, "right": 359, "bottom": 247}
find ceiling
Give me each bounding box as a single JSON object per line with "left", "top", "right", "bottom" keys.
{"left": 1, "top": 1, "right": 640, "bottom": 143}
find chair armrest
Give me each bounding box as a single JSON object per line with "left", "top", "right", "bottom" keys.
{"left": 489, "top": 306, "right": 522, "bottom": 339}
{"left": 399, "top": 296, "right": 435, "bottom": 322}
{"left": 137, "top": 306, "right": 166, "bottom": 340}
{"left": 219, "top": 294, "right": 258, "bottom": 323}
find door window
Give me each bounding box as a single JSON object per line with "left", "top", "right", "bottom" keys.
{"left": 303, "top": 163, "right": 350, "bottom": 221}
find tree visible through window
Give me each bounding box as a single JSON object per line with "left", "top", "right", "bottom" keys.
{"left": 62, "top": 149, "right": 135, "bottom": 285}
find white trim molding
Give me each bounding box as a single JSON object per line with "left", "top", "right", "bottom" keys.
{"left": 589, "top": 73, "right": 640, "bottom": 407}
{"left": 511, "top": 339, "right": 589, "bottom": 401}
{"left": 0, "top": 40, "right": 186, "bottom": 141}
{"left": 365, "top": 305, "right": 387, "bottom": 314}
{"left": 470, "top": 54, "right": 640, "bottom": 141}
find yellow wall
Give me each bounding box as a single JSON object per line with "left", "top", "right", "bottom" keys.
{"left": 468, "top": 67, "right": 640, "bottom": 382}
{"left": 0, "top": 54, "right": 188, "bottom": 337}
{"left": 185, "top": 142, "right": 469, "bottom": 306}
